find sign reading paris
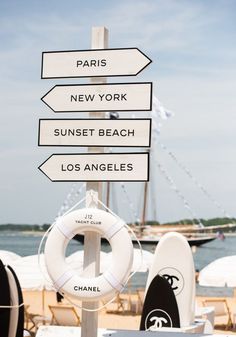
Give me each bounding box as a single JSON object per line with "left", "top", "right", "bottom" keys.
{"left": 41, "top": 48, "right": 152, "bottom": 79}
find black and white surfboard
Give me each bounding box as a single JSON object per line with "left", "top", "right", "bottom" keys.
{"left": 7, "top": 266, "right": 24, "bottom": 337}
{"left": 145, "top": 232, "right": 196, "bottom": 327}
{"left": 140, "top": 274, "right": 180, "bottom": 331}
{"left": 0, "top": 260, "right": 11, "bottom": 337}
{"left": 5, "top": 265, "right": 19, "bottom": 337}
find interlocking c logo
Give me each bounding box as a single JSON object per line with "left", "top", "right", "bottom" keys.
{"left": 145, "top": 309, "right": 172, "bottom": 331}
{"left": 159, "top": 267, "right": 184, "bottom": 296}
{"left": 162, "top": 274, "right": 180, "bottom": 291}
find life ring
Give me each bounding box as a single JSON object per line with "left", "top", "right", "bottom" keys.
{"left": 44, "top": 208, "right": 133, "bottom": 302}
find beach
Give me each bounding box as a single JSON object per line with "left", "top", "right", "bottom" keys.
{"left": 1, "top": 232, "right": 236, "bottom": 334}
{"left": 24, "top": 290, "right": 236, "bottom": 334}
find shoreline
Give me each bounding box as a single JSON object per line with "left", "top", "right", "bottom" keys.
{"left": 1, "top": 229, "right": 236, "bottom": 237}
{"left": 0, "top": 230, "right": 45, "bottom": 235}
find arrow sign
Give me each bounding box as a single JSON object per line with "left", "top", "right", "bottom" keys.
{"left": 38, "top": 153, "right": 149, "bottom": 182}
{"left": 41, "top": 82, "right": 152, "bottom": 113}
{"left": 38, "top": 118, "right": 152, "bottom": 147}
{"left": 41, "top": 48, "right": 152, "bottom": 79}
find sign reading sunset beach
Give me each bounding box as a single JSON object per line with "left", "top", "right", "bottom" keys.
{"left": 38, "top": 118, "right": 151, "bottom": 147}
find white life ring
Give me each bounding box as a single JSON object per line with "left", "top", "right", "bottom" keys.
{"left": 44, "top": 208, "right": 133, "bottom": 302}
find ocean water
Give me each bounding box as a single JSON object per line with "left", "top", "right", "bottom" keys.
{"left": 0, "top": 231, "right": 235, "bottom": 297}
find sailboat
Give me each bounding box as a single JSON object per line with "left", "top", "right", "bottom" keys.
{"left": 74, "top": 227, "right": 216, "bottom": 247}
{"left": 58, "top": 96, "right": 235, "bottom": 247}
{"left": 73, "top": 177, "right": 216, "bottom": 247}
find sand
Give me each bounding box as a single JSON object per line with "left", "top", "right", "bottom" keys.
{"left": 23, "top": 290, "right": 236, "bottom": 334}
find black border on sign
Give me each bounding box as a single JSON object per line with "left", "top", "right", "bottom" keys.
{"left": 38, "top": 118, "right": 152, "bottom": 148}
{"left": 41, "top": 82, "right": 153, "bottom": 113}
{"left": 38, "top": 152, "right": 149, "bottom": 182}
{"left": 41, "top": 47, "right": 152, "bottom": 79}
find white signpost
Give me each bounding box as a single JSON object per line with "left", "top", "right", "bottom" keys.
{"left": 38, "top": 118, "right": 151, "bottom": 147}
{"left": 41, "top": 82, "right": 152, "bottom": 112}
{"left": 38, "top": 153, "right": 149, "bottom": 182}
{"left": 41, "top": 47, "right": 152, "bottom": 79}
{"left": 39, "top": 26, "right": 152, "bottom": 337}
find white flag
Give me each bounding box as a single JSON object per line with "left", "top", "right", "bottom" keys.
{"left": 152, "top": 96, "right": 174, "bottom": 120}
{"left": 151, "top": 95, "right": 174, "bottom": 137}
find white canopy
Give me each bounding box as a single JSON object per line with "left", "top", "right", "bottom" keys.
{"left": 8, "top": 247, "right": 152, "bottom": 292}
{"left": 11, "top": 254, "right": 53, "bottom": 291}
{"left": 10, "top": 251, "right": 108, "bottom": 291}
{"left": 66, "top": 250, "right": 108, "bottom": 272}
{"left": 0, "top": 250, "right": 21, "bottom": 264}
{"left": 199, "top": 255, "right": 236, "bottom": 287}
{"left": 100, "top": 248, "right": 154, "bottom": 273}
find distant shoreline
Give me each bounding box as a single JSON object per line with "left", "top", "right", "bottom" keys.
{"left": 0, "top": 230, "right": 45, "bottom": 236}
{"left": 0, "top": 218, "right": 236, "bottom": 233}
{"left": 0, "top": 224, "right": 50, "bottom": 232}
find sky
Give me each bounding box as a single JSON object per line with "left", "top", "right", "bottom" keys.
{"left": 0, "top": 0, "right": 236, "bottom": 225}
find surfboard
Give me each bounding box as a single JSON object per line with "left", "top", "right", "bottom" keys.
{"left": 145, "top": 232, "right": 196, "bottom": 327}
{"left": 0, "top": 260, "right": 11, "bottom": 337}
{"left": 7, "top": 266, "right": 24, "bottom": 337}
{"left": 5, "top": 265, "right": 19, "bottom": 337}
{"left": 140, "top": 274, "right": 180, "bottom": 330}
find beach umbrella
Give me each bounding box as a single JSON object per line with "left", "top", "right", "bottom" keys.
{"left": 132, "top": 248, "right": 154, "bottom": 273}
{"left": 100, "top": 248, "right": 153, "bottom": 308}
{"left": 0, "top": 250, "right": 21, "bottom": 264}
{"left": 66, "top": 250, "right": 108, "bottom": 272}
{"left": 10, "top": 252, "right": 99, "bottom": 315}
{"left": 100, "top": 248, "right": 154, "bottom": 273}
{"left": 10, "top": 251, "right": 108, "bottom": 290}
{"left": 10, "top": 254, "right": 54, "bottom": 316}
{"left": 10, "top": 251, "right": 109, "bottom": 292}
{"left": 10, "top": 254, "right": 52, "bottom": 291}
{"left": 11, "top": 251, "right": 100, "bottom": 290}
{"left": 199, "top": 255, "right": 236, "bottom": 287}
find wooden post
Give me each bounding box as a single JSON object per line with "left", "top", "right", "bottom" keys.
{"left": 81, "top": 26, "right": 108, "bottom": 337}
{"left": 141, "top": 148, "right": 150, "bottom": 228}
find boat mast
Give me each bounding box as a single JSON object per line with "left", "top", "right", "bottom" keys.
{"left": 141, "top": 181, "right": 148, "bottom": 227}
{"left": 141, "top": 146, "right": 150, "bottom": 227}
{"left": 106, "top": 182, "right": 110, "bottom": 209}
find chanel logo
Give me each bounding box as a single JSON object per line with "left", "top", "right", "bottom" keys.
{"left": 159, "top": 267, "right": 184, "bottom": 296}
{"left": 162, "top": 274, "right": 180, "bottom": 291}
{"left": 145, "top": 309, "right": 172, "bottom": 331}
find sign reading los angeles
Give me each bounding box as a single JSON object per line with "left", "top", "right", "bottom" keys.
{"left": 41, "top": 48, "right": 152, "bottom": 79}
{"left": 38, "top": 153, "right": 149, "bottom": 182}
{"left": 41, "top": 82, "right": 152, "bottom": 113}
{"left": 38, "top": 119, "right": 151, "bottom": 147}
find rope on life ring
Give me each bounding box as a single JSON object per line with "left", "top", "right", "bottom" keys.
{"left": 44, "top": 208, "right": 133, "bottom": 302}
